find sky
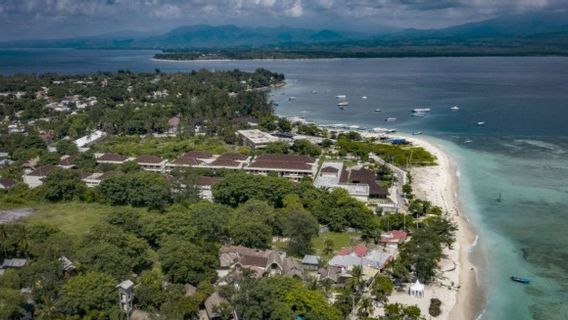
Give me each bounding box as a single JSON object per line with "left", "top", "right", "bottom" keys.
{"left": 0, "top": 0, "right": 567, "bottom": 40}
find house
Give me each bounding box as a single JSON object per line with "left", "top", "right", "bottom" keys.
{"left": 166, "top": 156, "right": 202, "bottom": 171}
{"left": 23, "top": 165, "right": 57, "bottom": 188}
{"left": 1, "top": 258, "right": 28, "bottom": 269}
{"left": 328, "top": 245, "right": 392, "bottom": 271}
{"left": 74, "top": 130, "right": 106, "bottom": 150}
{"left": 59, "top": 256, "right": 77, "bottom": 276}
{"left": 134, "top": 155, "right": 167, "bottom": 172}
{"left": 203, "top": 292, "right": 232, "bottom": 320}
{"left": 379, "top": 230, "right": 408, "bottom": 249}
{"left": 218, "top": 245, "right": 305, "bottom": 281}
{"left": 0, "top": 177, "right": 16, "bottom": 189}
{"left": 315, "top": 162, "right": 389, "bottom": 202}
{"left": 95, "top": 153, "right": 131, "bottom": 165}
{"left": 58, "top": 155, "right": 76, "bottom": 169}
{"left": 168, "top": 116, "right": 180, "bottom": 134}
{"left": 245, "top": 154, "right": 318, "bottom": 182}
{"left": 82, "top": 171, "right": 120, "bottom": 187}
{"left": 237, "top": 129, "right": 280, "bottom": 150}
{"left": 194, "top": 176, "right": 221, "bottom": 201}
{"left": 302, "top": 255, "right": 321, "bottom": 270}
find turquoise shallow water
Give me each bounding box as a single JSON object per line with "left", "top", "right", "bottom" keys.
{"left": 1, "top": 49, "right": 568, "bottom": 319}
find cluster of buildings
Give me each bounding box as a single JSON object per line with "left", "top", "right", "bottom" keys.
{"left": 237, "top": 129, "right": 327, "bottom": 150}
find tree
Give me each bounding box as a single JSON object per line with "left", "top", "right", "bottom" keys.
{"left": 0, "top": 269, "right": 21, "bottom": 289}
{"left": 291, "top": 139, "right": 321, "bottom": 157}
{"left": 55, "top": 139, "right": 78, "bottom": 155}
{"left": 281, "top": 208, "right": 319, "bottom": 256}
{"left": 264, "top": 141, "right": 289, "bottom": 154}
{"left": 190, "top": 202, "right": 232, "bottom": 242}
{"left": 98, "top": 172, "right": 172, "bottom": 210}
{"left": 58, "top": 272, "right": 117, "bottom": 317}
{"left": 323, "top": 238, "right": 335, "bottom": 255}
{"left": 372, "top": 275, "right": 394, "bottom": 303}
{"left": 381, "top": 303, "right": 423, "bottom": 320}
{"left": 0, "top": 288, "right": 26, "bottom": 320}
{"left": 277, "top": 118, "right": 291, "bottom": 132}
{"left": 135, "top": 270, "right": 166, "bottom": 310}
{"left": 42, "top": 168, "right": 86, "bottom": 201}
{"left": 158, "top": 238, "right": 218, "bottom": 285}
{"left": 229, "top": 200, "right": 275, "bottom": 249}
{"left": 429, "top": 298, "right": 442, "bottom": 317}
{"left": 119, "top": 160, "right": 140, "bottom": 173}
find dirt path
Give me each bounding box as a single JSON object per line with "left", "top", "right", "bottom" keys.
{"left": 0, "top": 208, "right": 36, "bottom": 224}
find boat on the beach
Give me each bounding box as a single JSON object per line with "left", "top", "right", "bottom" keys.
{"left": 338, "top": 101, "right": 349, "bottom": 107}
{"left": 336, "top": 94, "right": 347, "bottom": 99}
{"left": 375, "top": 108, "right": 381, "bottom": 112}
{"left": 477, "top": 121, "right": 485, "bottom": 126}
{"left": 450, "top": 106, "right": 460, "bottom": 111}
{"left": 385, "top": 117, "right": 397, "bottom": 122}
{"left": 413, "top": 108, "right": 431, "bottom": 113}
{"left": 510, "top": 276, "right": 530, "bottom": 284}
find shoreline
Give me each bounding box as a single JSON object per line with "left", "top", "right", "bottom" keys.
{"left": 401, "top": 134, "right": 484, "bottom": 320}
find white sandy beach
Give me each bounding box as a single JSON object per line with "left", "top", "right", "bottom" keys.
{"left": 373, "top": 134, "right": 482, "bottom": 319}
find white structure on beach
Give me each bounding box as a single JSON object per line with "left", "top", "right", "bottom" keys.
{"left": 410, "top": 280, "right": 425, "bottom": 298}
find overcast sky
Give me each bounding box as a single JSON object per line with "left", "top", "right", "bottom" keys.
{"left": 1, "top": 0, "right": 566, "bottom": 40}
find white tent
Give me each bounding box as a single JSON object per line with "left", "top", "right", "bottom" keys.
{"left": 410, "top": 279, "right": 425, "bottom": 298}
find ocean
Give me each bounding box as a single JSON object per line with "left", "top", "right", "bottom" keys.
{"left": 1, "top": 48, "right": 567, "bottom": 319}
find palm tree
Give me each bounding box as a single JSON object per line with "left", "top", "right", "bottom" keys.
{"left": 358, "top": 297, "right": 374, "bottom": 318}
{"left": 0, "top": 225, "right": 9, "bottom": 258}
{"left": 34, "top": 296, "right": 61, "bottom": 320}
{"left": 16, "top": 224, "right": 30, "bottom": 257}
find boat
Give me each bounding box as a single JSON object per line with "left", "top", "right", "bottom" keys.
{"left": 477, "top": 121, "right": 485, "bottom": 126}
{"left": 375, "top": 108, "right": 381, "bottom": 112}
{"left": 288, "top": 97, "right": 296, "bottom": 101}
{"left": 385, "top": 117, "right": 397, "bottom": 122}
{"left": 361, "top": 96, "right": 368, "bottom": 100}
{"left": 412, "top": 131, "right": 423, "bottom": 135}
{"left": 413, "top": 108, "right": 431, "bottom": 113}
{"left": 337, "top": 101, "right": 349, "bottom": 107}
{"left": 373, "top": 127, "right": 397, "bottom": 133}
{"left": 311, "top": 90, "right": 318, "bottom": 94}
{"left": 510, "top": 276, "right": 530, "bottom": 284}
{"left": 497, "top": 193, "right": 502, "bottom": 203}
{"left": 336, "top": 95, "right": 347, "bottom": 99}
{"left": 464, "top": 139, "right": 473, "bottom": 144}
{"left": 450, "top": 106, "right": 460, "bottom": 111}
{"left": 412, "top": 112, "right": 426, "bottom": 118}
{"left": 339, "top": 106, "right": 345, "bottom": 110}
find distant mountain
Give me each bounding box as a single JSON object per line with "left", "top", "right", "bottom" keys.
{"left": 1, "top": 12, "right": 568, "bottom": 51}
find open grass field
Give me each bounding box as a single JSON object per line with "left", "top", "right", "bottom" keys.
{"left": 312, "top": 231, "right": 361, "bottom": 262}
{"left": 24, "top": 202, "right": 146, "bottom": 237}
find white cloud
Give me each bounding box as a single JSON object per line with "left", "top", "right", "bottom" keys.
{"left": 285, "top": 0, "right": 303, "bottom": 17}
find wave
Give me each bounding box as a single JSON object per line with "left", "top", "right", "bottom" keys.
{"left": 514, "top": 139, "right": 566, "bottom": 154}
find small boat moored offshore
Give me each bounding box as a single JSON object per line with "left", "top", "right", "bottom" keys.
{"left": 477, "top": 121, "right": 486, "bottom": 126}
{"left": 412, "top": 131, "right": 423, "bottom": 135}
{"left": 412, "top": 112, "right": 426, "bottom": 117}
{"left": 450, "top": 106, "right": 460, "bottom": 111}
{"left": 338, "top": 101, "right": 349, "bottom": 107}
{"left": 510, "top": 276, "right": 530, "bottom": 284}
{"left": 385, "top": 117, "right": 397, "bottom": 122}
{"left": 336, "top": 94, "right": 347, "bottom": 99}
{"left": 361, "top": 96, "right": 368, "bottom": 100}
{"left": 288, "top": 96, "right": 296, "bottom": 101}
{"left": 413, "top": 108, "right": 431, "bottom": 113}
{"left": 375, "top": 108, "right": 381, "bottom": 112}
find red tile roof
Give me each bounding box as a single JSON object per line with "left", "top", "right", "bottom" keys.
{"left": 183, "top": 151, "right": 213, "bottom": 159}
{"left": 248, "top": 154, "right": 316, "bottom": 171}
{"left": 97, "top": 153, "right": 129, "bottom": 162}
{"left": 338, "top": 245, "right": 368, "bottom": 258}
{"left": 0, "top": 177, "right": 16, "bottom": 188}
{"left": 58, "top": 155, "right": 75, "bottom": 166}
{"left": 135, "top": 155, "right": 164, "bottom": 164}
{"left": 254, "top": 154, "right": 315, "bottom": 163}
{"left": 195, "top": 176, "right": 221, "bottom": 186}
{"left": 380, "top": 230, "right": 408, "bottom": 244}
{"left": 27, "top": 165, "right": 57, "bottom": 177}
{"left": 208, "top": 153, "right": 248, "bottom": 167}
{"left": 169, "top": 157, "right": 201, "bottom": 166}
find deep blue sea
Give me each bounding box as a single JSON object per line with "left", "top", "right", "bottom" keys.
{"left": 1, "top": 49, "right": 567, "bottom": 319}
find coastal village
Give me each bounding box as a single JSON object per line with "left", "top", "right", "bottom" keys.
{"left": 0, "top": 71, "right": 465, "bottom": 320}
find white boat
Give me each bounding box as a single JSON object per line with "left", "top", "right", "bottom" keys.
{"left": 361, "top": 96, "right": 368, "bottom": 100}
{"left": 464, "top": 139, "right": 473, "bottom": 143}
{"left": 477, "top": 121, "right": 485, "bottom": 126}
{"left": 385, "top": 117, "right": 397, "bottom": 122}
{"left": 413, "top": 108, "right": 431, "bottom": 113}
{"left": 338, "top": 101, "right": 349, "bottom": 107}
{"left": 450, "top": 106, "right": 460, "bottom": 111}
{"left": 348, "top": 125, "right": 360, "bottom": 130}
{"left": 412, "top": 112, "right": 426, "bottom": 117}
{"left": 375, "top": 108, "right": 381, "bottom": 112}
{"left": 311, "top": 90, "right": 318, "bottom": 94}
{"left": 412, "top": 131, "right": 423, "bottom": 135}
{"left": 336, "top": 95, "right": 347, "bottom": 99}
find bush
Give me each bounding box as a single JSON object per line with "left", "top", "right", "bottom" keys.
{"left": 429, "top": 298, "right": 442, "bottom": 317}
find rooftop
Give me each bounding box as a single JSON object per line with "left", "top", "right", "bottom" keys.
{"left": 135, "top": 155, "right": 164, "bottom": 164}
{"left": 237, "top": 129, "right": 280, "bottom": 145}
{"left": 97, "top": 153, "right": 130, "bottom": 162}
{"left": 27, "top": 164, "right": 57, "bottom": 177}
{"left": 248, "top": 154, "right": 316, "bottom": 171}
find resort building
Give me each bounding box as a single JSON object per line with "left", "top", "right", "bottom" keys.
{"left": 95, "top": 153, "right": 131, "bottom": 165}
{"left": 74, "top": 130, "right": 107, "bottom": 150}
{"left": 379, "top": 230, "right": 408, "bottom": 249}
{"left": 134, "top": 155, "right": 167, "bottom": 172}
{"left": 237, "top": 129, "right": 280, "bottom": 150}
{"left": 245, "top": 154, "right": 318, "bottom": 182}
{"left": 315, "top": 161, "right": 389, "bottom": 202}
{"left": 82, "top": 171, "right": 120, "bottom": 187}
{"left": 165, "top": 151, "right": 216, "bottom": 172}
{"left": 23, "top": 164, "right": 57, "bottom": 188}
{"left": 196, "top": 153, "right": 250, "bottom": 170}
{"left": 58, "top": 155, "right": 76, "bottom": 169}
{"left": 328, "top": 245, "right": 392, "bottom": 272}
{"left": 194, "top": 176, "right": 222, "bottom": 201}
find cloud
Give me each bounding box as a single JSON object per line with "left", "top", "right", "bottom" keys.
{"left": 285, "top": 0, "right": 304, "bottom": 17}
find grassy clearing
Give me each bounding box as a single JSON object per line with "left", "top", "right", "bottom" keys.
{"left": 312, "top": 231, "right": 361, "bottom": 262}
{"left": 25, "top": 202, "right": 145, "bottom": 237}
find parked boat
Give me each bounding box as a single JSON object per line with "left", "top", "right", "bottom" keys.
{"left": 464, "top": 139, "right": 473, "bottom": 144}
{"left": 373, "top": 127, "right": 397, "bottom": 133}
{"left": 450, "top": 106, "right": 460, "bottom": 111}
{"left": 336, "top": 95, "right": 347, "bottom": 99}
{"left": 361, "top": 96, "right": 368, "bottom": 100}
{"left": 510, "top": 276, "right": 530, "bottom": 284}
{"left": 338, "top": 101, "right": 349, "bottom": 107}
{"left": 385, "top": 117, "right": 397, "bottom": 122}
{"left": 375, "top": 108, "right": 381, "bottom": 112}
{"left": 477, "top": 121, "right": 485, "bottom": 126}
{"left": 311, "top": 90, "right": 318, "bottom": 94}
{"left": 288, "top": 96, "right": 296, "bottom": 101}
{"left": 412, "top": 112, "right": 426, "bottom": 117}
{"left": 413, "top": 108, "right": 431, "bottom": 113}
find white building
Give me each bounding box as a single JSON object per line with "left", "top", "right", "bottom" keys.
{"left": 245, "top": 154, "right": 318, "bottom": 182}
{"left": 74, "top": 130, "right": 107, "bottom": 150}
{"left": 237, "top": 129, "right": 280, "bottom": 150}
{"left": 23, "top": 165, "right": 57, "bottom": 188}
